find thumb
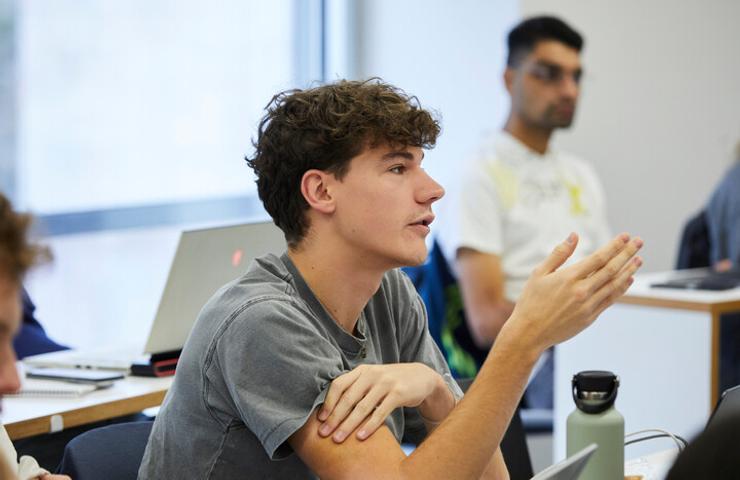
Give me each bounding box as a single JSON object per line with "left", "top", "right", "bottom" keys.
{"left": 535, "top": 233, "right": 579, "bottom": 275}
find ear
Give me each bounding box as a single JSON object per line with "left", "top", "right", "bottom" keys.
{"left": 503, "top": 67, "right": 515, "bottom": 94}
{"left": 300, "top": 169, "right": 336, "bottom": 214}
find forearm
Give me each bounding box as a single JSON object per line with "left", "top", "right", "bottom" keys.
{"left": 480, "top": 448, "right": 509, "bottom": 480}
{"left": 418, "top": 371, "right": 458, "bottom": 432}
{"left": 400, "top": 321, "right": 539, "bottom": 479}
{"left": 467, "top": 299, "right": 515, "bottom": 348}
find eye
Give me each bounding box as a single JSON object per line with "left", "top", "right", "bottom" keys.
{"left": 572, "top": 70, "right": 583, "bottom": 85}
{"left": 389, "top": 165, "right": 406, "bottom": 174}
{"left": 541, "top": 65, "right": 562, "bottom": 82}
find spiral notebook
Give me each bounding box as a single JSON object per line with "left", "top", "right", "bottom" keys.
{"left": 6, "top": 378, "right": 103, "bottom": 398}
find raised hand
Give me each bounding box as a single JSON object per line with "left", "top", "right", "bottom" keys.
{"left": 507, "top": 232, "right": 643, "bottom": 353}
{"left": 317, "top": 362, "right": 452, "bottom": 443}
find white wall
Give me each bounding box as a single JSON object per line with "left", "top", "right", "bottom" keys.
{"left": 353, "top": 0, "right": 519, "bottom": 195}
{"left": 521, "top": 0, "right": 740, "bottom": 271}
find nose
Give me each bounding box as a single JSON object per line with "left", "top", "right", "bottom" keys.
{"left": 417, "top": 169, "right": 445, "bottom": 204}
{"left": 0, "top": 349, "right": 21, "bottom": 394}
{"left": 560, "top": 74, "right": 579, "bottom": 100}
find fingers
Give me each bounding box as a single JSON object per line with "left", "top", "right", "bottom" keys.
{"left": 356, "top": 395, "right": 396, "bottom": 440}
{"left": 318, "top": 375, "right": 370, "bottom": 439}
{"left": 589, "top": 253, "right": 642, "bottom": 311}
{"left": 319, "top": 369, "right": 361, "bottom": 422}
{"left": 585, "top": 237, "right": 643, "bottom": 293}
{"left": 534, "top": 233, "right": 579, "bottom": 275}
{"left": 330, "top": 389, "right": 387, "bottom": 443}
{"left": 570, "top": 233, "right": 631, "bottom": 279}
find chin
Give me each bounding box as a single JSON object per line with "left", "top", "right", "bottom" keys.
{"left": 400, "top": 247, "right": 429, "bottom": 268}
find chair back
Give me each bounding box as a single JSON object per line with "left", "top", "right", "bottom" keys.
{"left": 676, "top": 210, "right": 711, "bottom": 269}
{"left": 57, "top": 421, "right": 153, "bottom": 480}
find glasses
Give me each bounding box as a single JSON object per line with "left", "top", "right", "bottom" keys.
{"left": 523, "top": 62, "right": 583, "bottom": 86}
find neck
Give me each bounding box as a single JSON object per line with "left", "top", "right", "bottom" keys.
{"left": 288, "top": 234, "right": 386, "bottom": 334}
{"left": 503, "top": 115, "right": 552, "bottom": 155}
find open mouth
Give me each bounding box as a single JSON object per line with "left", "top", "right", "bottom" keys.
{"left": 410, "top": 215, "right": 434, "bottom": 228}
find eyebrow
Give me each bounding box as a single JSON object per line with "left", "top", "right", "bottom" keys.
{"left": 534, "top": 60, "right": 583, "bottom": 72}
{"left": 381, "top": 150, "right": 425, "bottom": 162}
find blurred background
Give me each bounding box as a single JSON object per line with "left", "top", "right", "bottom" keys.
{"left": 0, "top": 0, "right": 738, "bottom": 353}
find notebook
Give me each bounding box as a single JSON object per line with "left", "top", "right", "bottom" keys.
{"left": 23, "top": 221, "right": 286, "bottom": 371}
{"left": 6, "top": 378, "right": 104, "bottom": 398}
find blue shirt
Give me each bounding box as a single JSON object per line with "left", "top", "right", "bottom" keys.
{"left": 706, "top": 162, "right": 740, "bottom": 265}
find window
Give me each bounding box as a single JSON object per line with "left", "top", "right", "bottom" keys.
{"left": 13, "top": 0, "right": 313, "bottom": 219}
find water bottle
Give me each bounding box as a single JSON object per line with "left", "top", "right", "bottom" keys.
{"left": 566, "top": 370, "right": 624, "bottom": 480}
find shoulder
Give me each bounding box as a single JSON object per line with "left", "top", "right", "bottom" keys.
{"left": 200, "top": 254, "right": 316, "bottom": 340}
{"left": 373, "top": 269, "right": 425, "bottom": 328}
{"left": 714, "top": 163, "right": 740, "bottom": 198}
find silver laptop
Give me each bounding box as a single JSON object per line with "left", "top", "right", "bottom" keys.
{"left": 23, "top": 221, "right": 286, "bottom": 371}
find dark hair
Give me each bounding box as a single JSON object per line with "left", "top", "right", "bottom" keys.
{"left": 507, "top": 16, "right": 583, "bottom": 67}
{"left": 0, "top": 194, "right": 49, "bottom": 284}
{"left": 245, "top": 78, "right": 441, "bottom": 247}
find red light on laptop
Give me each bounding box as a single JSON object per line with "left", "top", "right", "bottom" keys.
{"left": 232, "top": 249, "right": 244, "bottom": 267}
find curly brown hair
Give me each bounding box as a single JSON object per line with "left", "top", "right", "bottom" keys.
{"left": 245, "top": 78, "right": 441, "bottom": 247}
{"left": 0, "top": 194, "right": 49, "bottom": 284}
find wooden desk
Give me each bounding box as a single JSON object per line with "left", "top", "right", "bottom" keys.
{"left": 553, "top": 270, "right": 740, "bottom": 459}
{"left": 1, "top": 376, "right": 172, "bottom": 440}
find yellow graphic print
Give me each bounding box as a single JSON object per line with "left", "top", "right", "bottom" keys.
{"left": 564, "top": 181, "right": 587, "bottom": 216}
{"left": 486, "top": 161, "right": 518, "bottom": 211}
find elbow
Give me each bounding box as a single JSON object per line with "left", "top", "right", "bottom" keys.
{"left": 467, "top": 315, "right": 502, "bottom": 349}
{"left": 466, "top": 306, "right": 512, "bottom": 348}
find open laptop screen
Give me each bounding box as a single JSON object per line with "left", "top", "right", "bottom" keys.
{"left": 707, "top": 385, "right": 740, "bottom": 429}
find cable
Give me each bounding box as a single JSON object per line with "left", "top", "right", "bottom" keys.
{"left": 624, "top": 429, "right": 688, "bottom": 451}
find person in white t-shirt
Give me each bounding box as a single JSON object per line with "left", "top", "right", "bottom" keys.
{"left": 436, "top": 16, "right": 611, "bottom": 407}
{"left": 0, "top": 194, "right": 70, "bottom": 480}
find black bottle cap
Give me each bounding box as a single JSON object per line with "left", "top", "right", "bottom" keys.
{"left": 573, "top": 370, "right": 618, "bottom": 393}
{"left": 572, "top": 370, "right": 619, "bottom": 414}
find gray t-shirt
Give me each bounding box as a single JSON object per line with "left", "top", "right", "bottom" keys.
{"left": 138, "top": 253, "right": 462, "bottom": 479}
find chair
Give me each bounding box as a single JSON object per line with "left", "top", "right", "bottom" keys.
{"left": 56, "top": 421, "right": 153, "bottom": 480}
{"left": 676, "top": 210, "right": 711, "bottom": 269}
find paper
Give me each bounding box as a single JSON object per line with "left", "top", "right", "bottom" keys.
{"left": 6, "top": 378, "right": 99, "bottom": 398}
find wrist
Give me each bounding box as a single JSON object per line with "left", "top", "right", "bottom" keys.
{"left": 496, "top": 316, "right": 544, "bottom": 366}
{"left": 418, "top": 368, "right": 455, "bottom": 423}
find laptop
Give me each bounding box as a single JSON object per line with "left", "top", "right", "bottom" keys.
{"left": 531, "top": 443, "right": 597, "bottom": 480}
{"left": 23, "top": 221, "right": 286, "bottom": 371}
{"left": 706, "top": 384, "right": 740, "bottom": 429}
{"left": 651, "top": 268, "right": 740, "bottom": 291}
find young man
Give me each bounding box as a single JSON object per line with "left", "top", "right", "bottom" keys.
{"left": 435, "top": 17, "right": 611, "bottom": 405}
{"left": 139, "top": 79, "right": 642, "bottom": 479}
{"left": 0, "top": 193, "right": 70, "bottom": 480}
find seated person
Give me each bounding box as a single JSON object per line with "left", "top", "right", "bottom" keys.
{"left": 0, "top": 193, "right": 69, "bottom": 480}
{"left": 435, "top": 16, "right": 611, "bottom": 407}
{"left": 705, "top": 149, "right": 740, "bottom": 393}
{"left": 138, "top": 79, "right": 643, "bottom": 479}
{"left": 706, "top": 150, "right": 740, "bottom": 271}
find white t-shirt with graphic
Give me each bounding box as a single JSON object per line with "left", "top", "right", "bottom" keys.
{"left": 438, "top": 131, "right": 611, "bottom": 301}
